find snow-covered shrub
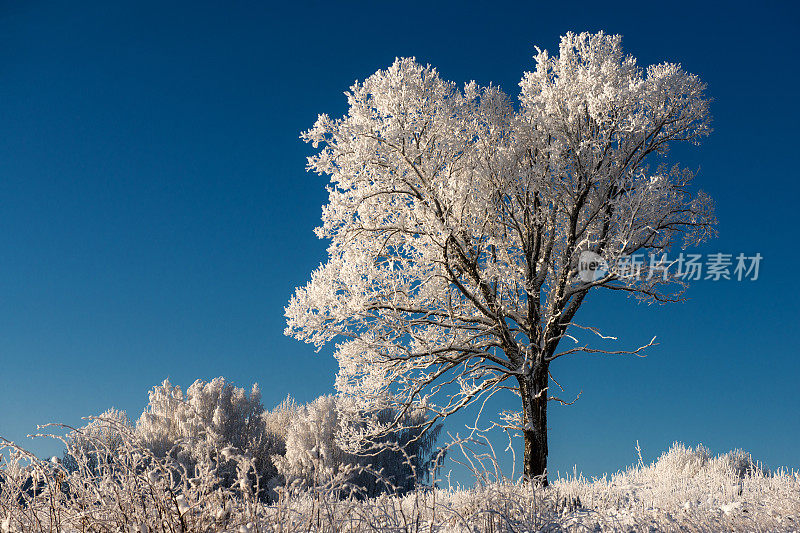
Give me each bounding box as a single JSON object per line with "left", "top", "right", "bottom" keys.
{"left": 134, "top": 379, "right": 187, "bottom": 458}
{"left": 135, "top": 377, "right": 282, "bottom": 498}
{"left": 275, "top": 394, "right": 442, "bottom": 496}
{"left": 551, "top": 441, "right": 797, "bottom": 530}
{"left": 273, "top": 395, "right": 351, "bottom": 491}
{"left": 1, "top": 420, "right": 263, "bottom": 532}
{"left": 649, "top": 442, "right": 712, "bottom": 478}
{"left": 62, "top": 408, "right": 132, "bottom": 474}
{"left": 642, "top": 442, "right": 766, "bottom": 484}
{"left": 720, "top": 448, "right": 767, "bottom": 478}
{"left": 261, "top": 394, "right": 301, "bottom": 448}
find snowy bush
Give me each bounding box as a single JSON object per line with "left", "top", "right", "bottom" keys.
{"left": 82, "top": 379, "right": 444, "bottom": 500}
{"left": 1, "top": 416, "right": 263, "bottom": 532}
{"left": 261, "top": 394, "right": 301, "bottom": 451}
{"left": 135, "top": 377, "right": 282, "bottom": 499}
{"left": 274, "top": 395, "right": 350, "bottom": 490}
{"left": 61, "top": 408, "right": 132, "bottom": 474}
{"left": 275, "top": 394, "right": 443, "bottom": 497}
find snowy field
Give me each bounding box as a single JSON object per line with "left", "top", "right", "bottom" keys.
{"left": 2, "top": 437, "right": 798, "bottom": 532}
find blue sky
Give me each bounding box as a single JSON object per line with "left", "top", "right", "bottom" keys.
{"left": 1, "top": 0, "right": 798, "bottom": 480}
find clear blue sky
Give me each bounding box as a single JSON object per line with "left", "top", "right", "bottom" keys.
{"left": 1, "top": 0, "right": 798, "bottom": 480}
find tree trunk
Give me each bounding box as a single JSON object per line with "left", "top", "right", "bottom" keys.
{"left": 519, "top": 362, "right": 549, "bottom": 486}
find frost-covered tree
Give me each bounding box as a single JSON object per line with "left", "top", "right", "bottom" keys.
{"left": 136, "top": 377, "right": 282, "bottom": 496}
{"left": 262, "top": 394, "right": 300, "bottom": 446}
{"left": 286, "top": 31, "right": 715, "bottom": 484}
{"left": 273, "top": 396, "right": 348, "bottom": 490}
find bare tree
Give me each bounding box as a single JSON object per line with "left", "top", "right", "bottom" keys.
{"left": 285, "top": 31, "right": 715, "bottom": 484}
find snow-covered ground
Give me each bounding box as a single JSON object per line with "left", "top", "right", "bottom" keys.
{"left": 2, "top": 438, "right": 798, "bottom": 532}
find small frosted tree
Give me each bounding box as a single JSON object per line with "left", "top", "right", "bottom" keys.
{"left": 136, "top": 377, "right": 282, "bottom": 495}
{"left": 275, "top": 395, "right": 442, "bottom": 496}
{"left": 286, "top": 32, "right": 715, "bottom": 484}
